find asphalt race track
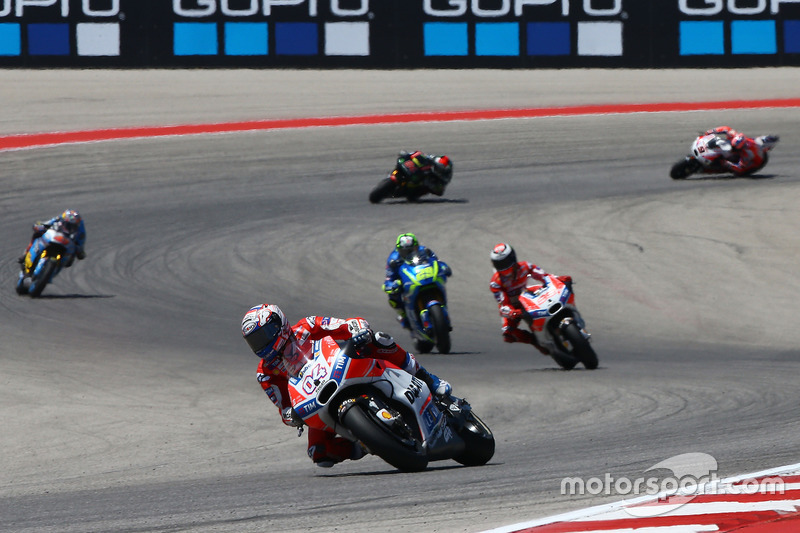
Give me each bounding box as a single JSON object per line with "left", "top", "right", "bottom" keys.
{"left": 1, "top": 69, "right": 799, "bottom": 533}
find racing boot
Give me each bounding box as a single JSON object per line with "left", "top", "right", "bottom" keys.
{"left": 414, "top": 367, "right": 451, "bottom": 398}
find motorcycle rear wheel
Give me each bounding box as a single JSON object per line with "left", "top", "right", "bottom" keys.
{"left": 369, "top": 178, "right": 396, "bottom": 204}
{"left": 430, "top": 304, "right": 451, "bottom": 354}
{"left": 29, "top": 259, "right": 56, "bottom": 298}
{"left": 562, "top": 323, "right": 598, "bottom": 369}
{"left": 340, "top": 402, "right": 428, "bottom": 472}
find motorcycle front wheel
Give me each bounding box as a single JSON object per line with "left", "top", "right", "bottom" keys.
{"left": 340, "top": 401, "right": 428, "bottom": 472}
{"left": 453, "top": 411, "right": 495, "bottom": 467}
{"left": 369, "top": 178, "right": 397, "bottom": 203}
{"left": 562, "top": 323, "right": 598, "bottom": 369}
{"left": 429, "top": 304, "right": 451, "bottom": 354}
{"left": 29, "top": 258, "right": 56, "bottom": 298}
{"left": 670, "top": 157, "right": 700, "bottom": 180}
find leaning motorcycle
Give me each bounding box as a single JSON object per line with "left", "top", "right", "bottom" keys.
{"left": 369, "top": 166, "right": 451, "bottom": 204}
{"left": 670, "top": 133, "right": 779, "bottom": 179}
{"left": 287, "top": 338, "right": 495, "bottom": 472}
{"left": 16, "top": 227, "right": 76, "bottom": 297}
{"left": 517, "top": 275, "right": 598, "bottom": 370}
{"left": 397, "top": 251, "right": 452, "bottom": 354}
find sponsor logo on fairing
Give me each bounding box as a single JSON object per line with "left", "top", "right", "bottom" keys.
{"left": 331, "top": 355, "right": 347, "bottom": 381}
{"left": 404, "top": 376, "right": 424, "bottom": 403}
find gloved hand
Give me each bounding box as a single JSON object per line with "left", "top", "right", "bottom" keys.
{"left": 281, "top": 406, "right": 303, "bottom": 428}
{"left": 500, "top": 306, "right": 522, "bottom": 320}
{"left": 351, "top": 328, "right": 374, "bottom": 351}
{"left": 383, "top": 279, "right": 401, "bottom": 295}
{"left": 441, "top": 262, "right": 453, "bottom": 277}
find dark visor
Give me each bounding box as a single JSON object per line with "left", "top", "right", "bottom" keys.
{"left": 244, "top": 317, "right": 282, "bottom": 356}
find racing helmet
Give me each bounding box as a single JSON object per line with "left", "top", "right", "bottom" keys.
{"left": 60, "top": 209, "right": 81, "bottom": 233}
{"left": 490, "top": 243, "right": 517, "bottom": 272}
{"left": 432, "top": 155, "right": 453, "bottom": 183}
{"left": 731, "top": 133, "right": 746, "bottom": 150}
{"left": 241, "top": 304, "right": 293, "bottom": 370}
{"left": 396, "top": 233, "right": 419, "bottom": 260}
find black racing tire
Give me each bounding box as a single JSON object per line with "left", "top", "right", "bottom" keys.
{"left": 29, "top": 259, "right": 56, "bottom": 298}
{"left": 414, "top": 338, "right": 434, "bottom": 354}
{"left": 340, "top": 402, "right": 428, "bottom": 472}
{"left": 550, "top": 349, "right": 579, "bottom": 370}
{"left": 369, "top": 178, "right": 396, "bottom": 204}
{"left": 15, "top": 275, "right": 28, "bottom": 295}
{"left": 562, "top": 322, "right": 599, "bottom": 370}
{"left": 430, "top": 304, "right": 451, "bottom": 354}
{"left": 670, "top": 158, "right": 699, "bottom": 180}
{"left": 453, "top": 411, "right": 495, "bottom": 467}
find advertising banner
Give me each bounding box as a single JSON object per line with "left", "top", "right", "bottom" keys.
{"left": 0, "top": 1, "right": 798, "bottom": 68}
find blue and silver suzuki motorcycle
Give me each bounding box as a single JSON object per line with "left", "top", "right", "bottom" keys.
{"left": 397, "top": 251, "right": 452, "bottom": 354}
{"left": 16, "top": 227, "right": 76, "bottom": 297}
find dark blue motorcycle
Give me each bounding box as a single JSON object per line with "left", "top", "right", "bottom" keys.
{"left": 397, "top": 250, "right": 452, "bottom": 354}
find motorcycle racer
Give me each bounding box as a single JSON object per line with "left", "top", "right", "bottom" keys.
{"left": 702, "top": 126, "right": 777, "bottom": 176}
{"left": 394, "top": 150, "right": 453, "bottom": 197}
{"left": 241, "top": 304, "right": 452, "bottom": 468}
{"left": 489, "top": 243, "right": 572, "bottom": 355}
{"left": 18, "top": 209, "right": 86, "bottom": 269}
{"left": 382, "top": 233, "right": 452, "bottom": 330}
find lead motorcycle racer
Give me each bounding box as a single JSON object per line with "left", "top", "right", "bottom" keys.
{"left": 241, "top": 304, "right": 452, "bottom": 468}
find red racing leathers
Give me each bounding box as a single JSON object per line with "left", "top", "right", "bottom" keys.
{"left": 703, "top": 126, "right": 766, "bottom": 176}
{"left": 257, "top": 315, "right": 421, "bottom": 465}
{"left": 489, "top": 261, "right": 548, "bottom": 346}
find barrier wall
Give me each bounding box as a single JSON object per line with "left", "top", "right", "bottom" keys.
{"left": 1, "top": 1, "right": 800, "bottom": 68}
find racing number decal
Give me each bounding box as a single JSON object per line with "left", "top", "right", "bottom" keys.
{"left": 416, "top": 266, "right": 435, "bottom": 280}
{"left": 301, "top": 363, "right": 328, "bottom": 395}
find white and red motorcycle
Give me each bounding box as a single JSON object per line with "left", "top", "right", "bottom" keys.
{"left": 287, "top": 338, "right": 494, "bottom": 472}
{"left": 670, "top": 133, "right": 779, "bottom": 179}
{"left": 517, "top": 275, "right": 598, "bottom": 370}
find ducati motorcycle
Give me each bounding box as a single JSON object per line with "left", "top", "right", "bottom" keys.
{"left": 670, "top": 133, "right": 779, "bottom": 179}
{"left": 517, "top": 275, "right": 598, "bottom": 370}
{"left": 287, "top": 338, "right": 495, "bottom": 472}
{"left": 16, "top": 226, "right": 76, "bottom": 297}
{"left": 397, "top": 250, "right": 452, "bottom": 354}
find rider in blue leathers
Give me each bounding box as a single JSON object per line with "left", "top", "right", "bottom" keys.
{"left": 19, "top": 209, "right": 86, "bottom": 269}
{"left": 382, "top": 233, "right": 451, "bottom": 330}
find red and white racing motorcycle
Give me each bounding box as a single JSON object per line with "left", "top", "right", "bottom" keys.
{"left": 287, "top": 338, "right": 494, "bottom": 472}
{"left": 517, "top": 275, "right": 598, "bottom": 370}
{"left": 670, "top": 133, "right": 779, "bottom": 179}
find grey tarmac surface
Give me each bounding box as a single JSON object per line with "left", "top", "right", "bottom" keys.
{"left": 1, "top": 69, "right": 799, "bottom": 533}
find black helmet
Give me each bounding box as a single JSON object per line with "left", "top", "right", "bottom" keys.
{"left": 490, "top": 243, "right": 516, "bottom": 272}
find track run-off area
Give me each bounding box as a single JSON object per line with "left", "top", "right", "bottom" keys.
{"left": 1, "top": 69, "right": 800, "bottom": 533}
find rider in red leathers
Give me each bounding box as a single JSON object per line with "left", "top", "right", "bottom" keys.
{"left": 241, "top": 304, "right": 451, "bottom": 468}
{"left": 489, "top": 243, "right": 572, "bottom": 355}
{"left": 702, "top": 126, "right": 771, "bottom": 176}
